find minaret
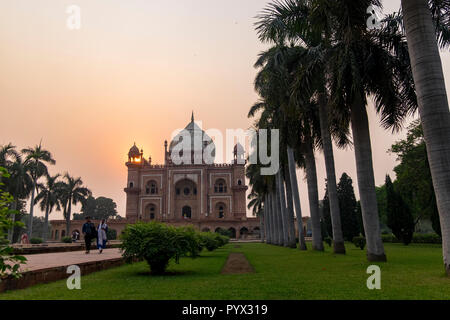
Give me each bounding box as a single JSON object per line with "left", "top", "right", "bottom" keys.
{"left": 164, "top": 140, "right": 168, "bottom": 165}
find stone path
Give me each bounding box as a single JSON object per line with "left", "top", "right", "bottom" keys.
{"left": 221, "top": 253, "right": 254, "bottom": 274}
{"left": 19, "top": 248, "right": 123, "bottom": 272}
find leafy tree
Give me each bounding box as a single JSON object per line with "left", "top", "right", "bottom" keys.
{"left": 0, "top": 167, "right": 26, "bottom": 278}
{"left": 389, "top": 120, "right": 440, "bottom": 234}
{"left": 78, "top": 196, "right": 118, "bottom": 221}
{"left": 337, "top": 174, "right": 360, "bottom": 242}
{"left": 385, "top": 175, "right": 415, "bottom": 245}
{"left": 323, "top": 174, "right": 360, "bottom": 242}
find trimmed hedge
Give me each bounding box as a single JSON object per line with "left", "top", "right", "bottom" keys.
{"left": 382, "top": 233, "right": 442, "bottom": 244}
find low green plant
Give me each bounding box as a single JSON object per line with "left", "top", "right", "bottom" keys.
{"left": 352, "top": 236, "right": 366, "bottom": 250}
{"left": 199, "top": 232, "right": 220, "bottom": 252}
{"left": 0, "top": 167, "right": 26, "bottom": 280}
{"left": 381, "top": 233, "right": 442, "bottom": 244}
{"left": 324, "top": 236, "right": 332, "bottom": 247}
{"left": 121, "top": 222, "right": 192, "bottom": 275}
{"left": 61, "top": 236, "right": 72, "bottom": 243}
{"left": 30, "top": 238, "right": 43, "bottom": 244}
{"left": 179, "top": 226, "right": 203, "bottom": 258}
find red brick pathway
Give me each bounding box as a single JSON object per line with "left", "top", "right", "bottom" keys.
{"left": 20, "top": 248, "right": 123, "bottom": 272}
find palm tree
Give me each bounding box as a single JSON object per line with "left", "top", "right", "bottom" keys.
{"left": 248, "top": 189, "right": 265, "bottom": 242}
{"left": 35, "top": 174, "right": 61, "bottom": 241}
{"left": 287, "top": 147, "right": 307, "bottom": 250}
{"left": 7, "top": 155, "right": 33, "bottom": 242}
{"left": 256, "top": 0, "right": 417, "bottom": 262}
{"left": 251, "top": 45, "right": 324, "bottom": 249}
{"left": 60, "top": 173, "right": 91, "bottom": 236}
{"left": 22, "top": 143, "right": 56, "bottom": 237}
{"left": 401, "top": 0, "right": 450, "bottom": 275}
{"left": 0, "top": 144, "right": 17, "bottom": 169}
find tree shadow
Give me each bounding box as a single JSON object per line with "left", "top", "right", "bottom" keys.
{"left": 136, "top": 270, "right": 197, "bottom": 277}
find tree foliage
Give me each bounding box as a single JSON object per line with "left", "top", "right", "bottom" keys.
{"left": 322, "top": 173, "right": 360, "bottom": 241}
{"left": 389, "top": 120, "right": 440, "bottom": 235}
{"left": 75, "top": 196, "right": 118, "bottom": 221}
{"left": 0, "top": 167, "right": 26, "bottom": 279}
{"left": 385, "top": 175, "right": 415, "bottom": 245}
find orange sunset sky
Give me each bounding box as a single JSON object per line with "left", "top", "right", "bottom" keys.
{"left": 1, "top": 0, "right": 449, "bottom": 220}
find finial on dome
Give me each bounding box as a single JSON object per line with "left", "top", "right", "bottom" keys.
{"left": 191, "top": 111, "right": 194, "bottom": 122}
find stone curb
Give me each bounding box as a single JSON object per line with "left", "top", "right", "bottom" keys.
{"left": 0, "top": 257, "right": 125, "bottom": 293}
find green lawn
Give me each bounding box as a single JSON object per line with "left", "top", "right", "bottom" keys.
{"left": 1, "top": 242, "right": 449, "bottom": 300}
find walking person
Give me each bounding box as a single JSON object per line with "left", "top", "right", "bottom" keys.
{"left": 82, "top": 216, "right": 96, "bottom": 254}
{"left": 97, "top": 219, "right": 108, "bottom": 254}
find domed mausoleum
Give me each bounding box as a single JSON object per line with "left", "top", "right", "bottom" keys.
{"left": 51, "top": 114, "right": 263, "bottom": 241}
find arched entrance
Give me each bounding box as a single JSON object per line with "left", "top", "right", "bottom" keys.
{"left": 182, "top": 206, "right": 192, "bottom": 219}
{"left": 240, "top": 227, "right": 249, "bottom": 239}
{"left": 228, "top": 228, "right": 236, "bottom": 239}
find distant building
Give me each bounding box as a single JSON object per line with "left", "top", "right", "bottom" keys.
{"left": 51, "top": 114, "right": 261, "bottom": 240}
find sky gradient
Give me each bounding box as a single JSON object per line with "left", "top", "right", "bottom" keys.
{"left": 1, "top": 0, "right": 449, "bottom": 220}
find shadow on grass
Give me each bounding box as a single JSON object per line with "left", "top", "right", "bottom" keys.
{"left": 136, "top": 270, "right": 198, "bottom": 277}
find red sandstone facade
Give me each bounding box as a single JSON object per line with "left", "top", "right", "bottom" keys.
{"left": 51, "top": 116, "right": 261, "bottom": 240}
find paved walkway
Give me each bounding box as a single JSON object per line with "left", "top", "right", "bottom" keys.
{"left": 19, "top": 248, "right": 123, "bottom": 272}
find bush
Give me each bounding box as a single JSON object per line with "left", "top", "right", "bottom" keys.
{"left": 121, "top": 222, "right": 196, "bottom": 275}
{"left": 381, "top": 233, "right": 442, "bottom": 244}
{"left": 324, "top": 236, "right": 332, "bottom": 247}
{"left": 352, "top": 236, "right": 366, "bottom": 250}
{"left": 107, "top": 229, "right": 117, "bottom": 240}
{"left": 30, "top": 238, "right": 43, "bottom": 244}
{"left": 199, "top": 232, "right": 220, "bottom": 252}
{"left": 179, "top": 226, "right": 203, "bottom": 258}
{"left": 61, "top": 236, "right": 72, "bottom": 243}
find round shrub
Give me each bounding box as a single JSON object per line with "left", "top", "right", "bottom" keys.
{"left": 120, "top": 222, "right": 192, "bottom": 275}
{"left": 30, "top": 238, "right": 43, "bottom": 244}
{"left": 61, "top": 236, "right": 72, "bottom": 243}
{"left": 179, "top": 226, "right": 203, "bottom": 258}
{"left": 352, "top": 236, "right": 366, "bottom": 250}
{"left": 199, "top": 232, "right": 220, "bottom": 252}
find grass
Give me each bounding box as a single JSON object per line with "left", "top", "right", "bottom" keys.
{"left": 1, "top": 242, "right": 449, "bottom": 300}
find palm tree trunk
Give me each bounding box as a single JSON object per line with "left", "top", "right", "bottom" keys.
{"left": 402, "top": 0, "right": 450, "bottom": 276}
{"left": 28, "top": 183, "right": 36, "bottom": 238}
{"left": 284, "top": 170, "right": 298, "bottom": 248}
{"left": 271, "top": 191, "right": 281, "bottom": 245}
{"left": 318, "top": 94, "right": 346, "bottom": 254}
{"left": 66, "top": 198, "right": 72, "bottom": 236}
{"left": 276, "top": 171, "right": 289, "bottom": 247}
{"left": 7, "top": 200, "right": 17, "bottom": 243}
{"left": 351, "top": 101, "right": 386, "bottom": 262}
{"left": 305, "top": 139, "right": 324, "bottom": 251}
{"left": 43, "top": 201, "right": 50, "bottom": 242}
{"left": 264, "top": 195, "right": 270, "bottom": 243}
{"left": 259, "top": 213, "right": 265, "bottom": 242}
{"left": 287, "top": 147, "right": 307, "bottom": 250}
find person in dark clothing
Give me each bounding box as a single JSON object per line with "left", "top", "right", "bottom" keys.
{"left": 82, "top": 216, "right": 96, "bottom": 254}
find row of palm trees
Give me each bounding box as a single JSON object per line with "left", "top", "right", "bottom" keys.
{"left": 246, "top": 0, "right": 450, "bottom": 275}
{"left": 0, "top": 143, "right": 91, "bottom": 242}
